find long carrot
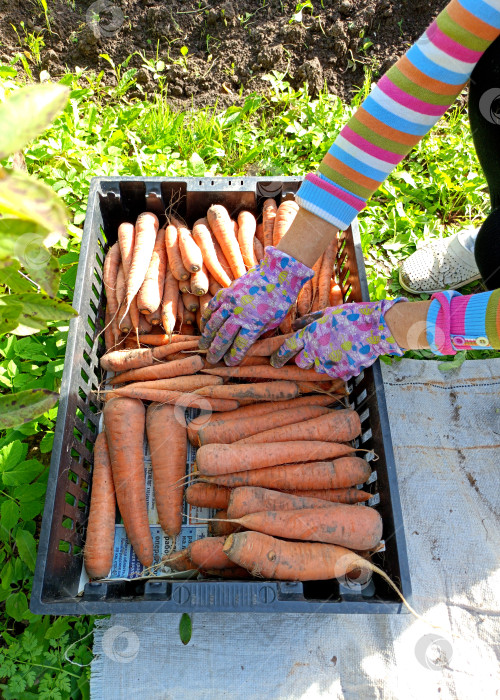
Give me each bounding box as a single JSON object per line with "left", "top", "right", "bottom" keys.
{"left": 101, "top": 230, "right": 123, "bottom": 335}
{"left": 117, "top": 222, "right": 140, "bottom": 332}
{"left": 227, "top": 486, "right": 335, "bottom": 519}
{"left": 255, "top": 221, "right": 264, "bottom": 247}
{"left": 152, "top": 339, "right": 199, "bottom": 360}
{"left": 329, "top": 280, "right": 343, "bottom": 306}
{"left": 194, "top": 381, "right": 299, "bottom": 402}
{"left": 136, "top": 332, "right": 198, "bottom": 346}
{"left": 208, "top": 275, "right": 222, "bottom": 297}
{"left": 110, "top": 386, "right": 239, "bottom": 411}
{"left": 119, "top": 375, "right": 222, "bottom": 392}
{"left": 192, "top": 217, "right": 232, "bottom": 287}
{"left": 178, "top": 277, "right": 191, "bottom": 294}
{"left": 200, "top": 456, "right": 371, "bottom": 489}
{"left": 262, "top": 198, "right": 277, "bottom": 248}
{"left": 187, "top": 394, "right": 339, "bottom": 442}
{"left": 245, "top": 334, "right": 293, "bottom": 357}
{"left": 208, "top": 510, "right": 241, "bottom": 537}
{"left": 185, "top": 483, "right": 231, "bottom": 510}
{"left": 197, "top": 404, "right": 331, "bottom": 446}
{"left": 115, "top": 264, "right": 125, "bottom": 308}
{"left": 238, "top": 409, "right": 361, "bottom": 445}
{"left": 289, "top": 487, "right": 372, "bottom": 503}
{"left": 137, "top": 226, "right": 167, "bottom": 315}
{"left": 297, "top": 279, "right": 313, "bottom": 317}
{"left": 229, "top": 505, "right": 382, "bottom": 550}
{"left": 165, "top": 224, "right": 189, "bottom": 281}
{"left": 273, "top": 200, "right": 299, "bottom": 247}
{"left": 311, "top": 254, "right": 323, "bottom": 312}
{"left": 103, "top": 397, "right": 153, "bottom": 566}
{"left": 317, "top": 239, "right": 337, "bottom": 310}
{"left": 138, "top": 314, "right": 152, "bottom": 335}
{"left": 201, "top": 365, "right": 333, "bottom": 382}
{"left": 146, "top": 403, "right": 186, "bottom": 537}
{"left": 253, "top": 236, "right": 264, "bottom": 263}
{"left": 108, "top": 354, "right": 203, "bottom": 384}
{"left": 207, "top": 204, "right": 246, "bottom": 278}
{"left": 84, "top": 431, "right": 116, "bottom": 579}
{"left": 101, "top": 348, "right": 153, "bottom": 372}
{"left": 120, "top": 212, "right": 159, "bottom": 324}
{"left": 196, "top": 441, "right": 356, "bottom": 475}
{"left": 171, "top": 218, "right": 202, "bottom": 273}
{"left": 182, "top": 292, "right": 199, "bottom": 312}
{"left": 237, "top": 210, "right": 257, "bottom": 269}
{"left": 104, "top": 308, "right": 115, "bottom": 351}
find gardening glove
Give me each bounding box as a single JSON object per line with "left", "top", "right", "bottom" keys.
{"left": 200, "top": 247, "right": 314, "bottom": 365}
{"left": 270, "top": 298, "right": 408, "bottom": 381}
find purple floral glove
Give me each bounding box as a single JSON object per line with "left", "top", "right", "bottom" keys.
{"left": 200, "top": 247, "right": 313, "bottom": 365}
{"left": 270, "top": 299, "right": 408, "bottom": 380}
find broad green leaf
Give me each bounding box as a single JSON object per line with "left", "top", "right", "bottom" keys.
{"left": 0, "top": 83, "right": 69, "bottom": 159}
{"left": 0, "top": 261, "right": 34, "bottom": 293}
{"left": 2, "top": 459, "right": 45, "bottom": 486}
{"left": 1, "top": 501, "right": 20, "bottom": 532}
{"left": 13, "top": 482, "right": 46, "bottom": 501}
{"left": 0, "top": 389, "right": 59, "bottom": 430}
{"left": 0, "top": 169, "right": 68, "bottom": 245}
{"left": 15, "top": 529, "right": 37, "bottom": 572}
{"left": 0, "top": 66, "right": 17, "bottom": 78}
{"left": 0, "top": 297, "right": 23, "bottom": 336}
{"left": 5, "top": 590, "right": 28, "bottom": 622}
{"left": 0, "top": 218, "right": 54, "bottom": 260}
{"left": 25, "top": 253, "right": 60, "bottom": 298}
{"left": 0, "top": 440, "right": 26, "bottom": 471}
{"left": 179, "top": 613, "right": 192, "bottom": 645}
{"left": 0, "top": 560, "right": 14, "bottom": 590}
{"left": 20, "top": 500, "right": 42, "bottom": 520}
{"left": 45, "top": 616, "right": 70, "bottom": 639}
{"left": 40, "top": 432, "right": 54, "bottom": 453}
{"left": 2, "top": 292, "right": 76, "bottom": 332}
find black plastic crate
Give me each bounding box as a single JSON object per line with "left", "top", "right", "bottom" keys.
{"left": 31, "top": 176, "right": 411, "bottom": 614}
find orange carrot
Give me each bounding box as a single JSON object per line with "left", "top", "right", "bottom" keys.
{"left": 185, "top": 483, "right": 231, "bottom": 510}
{"left": 104, "top": 308, "right": 115, "bottom": 351}
{"left": 329, "top": 280, "right": 343, "bottom": 306}
{"left": 192, "top": 218, "right": 232, "bottom": 287}
{"left": 137, "top": 227, "right": 167, "bottom": 315}
{"left": 178, "top": 277, "right": 191, "bottom": 294}
{"left": 201, "top": 365, "right": 332, "bottom": 382}
{"left": 183, "top": 309, "right": 196, "bottom": 325}
{"left": 238, "top": 409, "right": 360, "bottom": 445}
{"left": 120, "top": 212, "right": 159, "bottom": 323}
{"left": 101, "top": 348, "right": 153, "bottom": 372}
{"left": 164, "top": 536, "right": 238, "bottom": 570}
{"left": 118, "top": 376, "right": 222, "bottom": 392}
{"left": 103, "top": 398, "right": 153, "bottom": 566}
{"left": 311, "top": 254, "right": 323, "bottom": 312}
{"left": 255, "top": 221, "right": 264, "bottom": 247}
{"left": 245, "top": 334, "right": 293, "bottom": 357}
{"left": 146, "top": 403, "right": 186, "bottom": 537}
{"left": 237, "top": 210, "right": 257, "bottom": 269}
{"left": 138, "top": 314, "right": 153, "bottom": 335}
{"left": 196, "top": 441, "right": 356, "bottom": 475}
{"left": 176, "top": 221, "right": 203, "bottom": 273}
{"left": 117, "top": 222, "right": 140, "bottom": 331}
{"left": 190, "top": 264, "right": 209, "bottom": 296}
{"left": 230, "top": 505, "right": 382, "bottom": 550}
{"left": 200, "top": 456, "right": 370, "bottom": 489}
{"left": 198, "top": 293, "right": 211, "bottom": 322}
{"left": 84, "top": 431, "right": 116, "bottom": 579}
{"left": 137, "top": 333, "right": 198, "bottom": 346}
{"left": 108, "top": 354, "right": 203, "bottom": 384}
{"left": 152, "top": 339, "right": 200, "bottom": 360}
{"left": 297, "top": 279, "right": 313, "bottom": 316}
{"left": 207, "top": 204, "right": 246, "bottom": 278}
{"left": 223, "top": 532, "right": 370, "bottom": 581}
{"left": 262, "top": 198, "right": 277, "bottom": 248}
{"left": 208, "top": 275, "right": 222, "bottom": 297}
{"left": 115, "top": 264, "right": 125, "bottom": 308}
{"left": 111, "top": 386, "right": 239, "bottom": 411}
{"left": 279, "top": 306, "right": 295, "bottom": 334}
{"left": 227, "top": 486, "right": 336, "bottom": 519}
{"left": 197, "top": 404, "right": 330, "bottom": 446}
{"left": 273, "top": 200, "right": 299, "bottom": 247}
{"left": 289, "top": 487, "right": 372, "bottom": 503}
{"left": 176, "top": 293, "right": 184, "bottom": 330}
{"left": 182, "top": 292, "right": 199, "bottom": 313}
{"left": 317, "top": 239, "right": 337, "bottom": 310}
{"left": 211, "top": 237, "right": 234, "bottom": 280}
{"left": 208, "top": 510, "right": 241, "bottom": 537}
{"left": 253, "top": 236, "right": 264, "bottom": 263}
{"left": 165, "top": 224, "right": 189, "bottom": 281}
{"left": 194, "top": 380, "right": 299, "bottom": 402}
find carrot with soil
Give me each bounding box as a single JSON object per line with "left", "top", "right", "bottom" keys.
{"left": 207, "top": 204, "right": 246, "bottom": 278}
{"left": 84, "top": 431, "right": 116, "bottom": 579}
{"left": 165, "top": 224, "right": 189, "bottom": 281}
{"left": 237, "top": 210, "right": 257, "bottom": 269}
{"left": 262, "top": 198, "right": 277, "bottom": 248}
{"left": 273, "top": 200, "right": 299, "bottom": 247}
{"left": 237, "top": 408, "right": 361, "bottom": 444}
{"left": 192, "top": 217, "right": 232, "bottom": 287}
{"left": 185, "top": 483, "right": 232, "bottom": 510}
{"left": 107, "top": 354, "right": 203, "bottom": 384}
{"left": 137, "top": 226, "right": 167, "bottom": 315}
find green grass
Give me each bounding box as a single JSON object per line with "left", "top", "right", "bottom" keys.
{"left": 0, "top": 58, "right": 496, "bottom": 697}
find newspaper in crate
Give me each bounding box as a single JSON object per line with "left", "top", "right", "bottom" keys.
{"left": 80, "top": 408, "right": 213, "bottom": 587}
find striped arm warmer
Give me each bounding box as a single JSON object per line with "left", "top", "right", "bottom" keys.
{"left": 296, "top": 0, "right": 500, "bottom": 230}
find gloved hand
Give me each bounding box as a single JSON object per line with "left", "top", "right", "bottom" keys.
{"left": 270, "top": 298, "right": 407, "bottom": 380}
{"left": 200, "top": 247, "right": 313, "bottom": 365}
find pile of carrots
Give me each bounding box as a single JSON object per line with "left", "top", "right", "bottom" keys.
{"left": 103, "top": 200, "right": 343, "bottom": 349}
{"left": 83, "top": 197, "right": 386, "bottom": 589}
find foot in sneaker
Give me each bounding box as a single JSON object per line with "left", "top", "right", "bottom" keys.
{"left": 398, "top": 227, "right": 481, "bottom": 294}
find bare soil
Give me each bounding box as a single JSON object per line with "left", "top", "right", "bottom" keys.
{"left": 0, "top": 0, "right": 447, "bottom": 106}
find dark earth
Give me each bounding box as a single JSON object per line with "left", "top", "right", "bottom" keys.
{"left": 0, "top": 0, "right": 448, "bottom": 106}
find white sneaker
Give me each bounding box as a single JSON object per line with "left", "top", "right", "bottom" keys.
{"left": 398, "top": 228, "right": 481, "bottom": 294}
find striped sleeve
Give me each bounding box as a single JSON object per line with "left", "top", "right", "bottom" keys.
{"left": 295, "top": 0, "right": 500, "bottom": 230}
